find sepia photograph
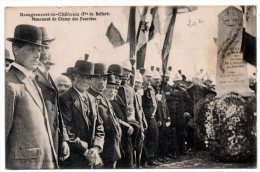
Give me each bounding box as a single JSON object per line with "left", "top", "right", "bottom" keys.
{"left": 2, "top": 1, "right": 258, "bottom": 171}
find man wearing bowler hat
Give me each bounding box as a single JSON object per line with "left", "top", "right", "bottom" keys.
{"left": 34, "top": 27, "right": 70, "bottom": 166}
{"left": 59, "top": 60, "right": 105, "bottom": 168}
{"left": 108, "top": 64, "right": 136, "bottom": 168}
{"left": 6, "top": 24, "right": 57, "bottom": 169}
{"left": 88, "top": 63, "right": 122, "bottom": 168}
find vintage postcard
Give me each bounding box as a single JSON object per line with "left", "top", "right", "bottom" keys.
{"left": 3, "top": 3, "right": 258, "bottom": 171}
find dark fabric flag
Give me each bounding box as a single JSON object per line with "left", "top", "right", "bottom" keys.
{"left": 136, "top": 44, "right": 147, "bottom": 69}
{"left": 241, "top": 6, "right": 256, "bottom": 66}
{"left": 106, "top": 22, "right": 125, "bottom": 48}
{"left": 161, "top": 7, "right": 177, "bottom": 74}
{"left": 149, "top": 7, "right": 160, "bottom": 41}
{"left": 241, "top": 29, "right": 256, "bottom": 66}
{"left": 136, "top": 6, "right": 149, "bottom": 69}
{"left": 127, "top": 6, "right": 137, "bottom": 60}
{"left": 136, "top": 7, "right": 149, "bottom": 51}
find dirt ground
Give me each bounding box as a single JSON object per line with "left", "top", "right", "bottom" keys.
{"left": 147, "top": 151, "right": 256, "bottom": 169}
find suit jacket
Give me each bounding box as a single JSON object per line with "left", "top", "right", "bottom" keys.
{"left": 110, "top": 99, "right": 134, "bottom": 168}
{"left": 117, "top": 84, "right": 136, "bottom": 122}
{"left": 35, "top": 69, "right": 69, "bottom": 158}
{"left": 6, "top": 66, "right": 57, "bottom": 169}
{"left": 59, "top": 87, "right": 104, "bottom": 168}
{"left": 88, "top": 87, "right": 122, "bottom": 164}
{"left": 142, "top": 85, "right": 157, "bottom": 120}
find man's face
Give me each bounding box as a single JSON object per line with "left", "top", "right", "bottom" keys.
{"left": 151, "top": 78, "right": 161, "bottom": 86}
{"left": 134, "top": 81, "right": 142, "bottom": 90}
{"left": 91, "top": 76, "right": 107, "bottom": 93}
{"left": 143, "top": 75, "right": 151, "bottom": 84}
{"left": 114, "top": 75, "right": 122, "bottom": 85}
{"left": 123, "top": 69, "right": 131, "bottom": 80}
{"left": 56, "top": 80, "right": 71, "bottom": 94}
{"left": 13, "top": 44, "right": 41, "bottom": 71}
{"left": 74, "top": 74, "right": 90, "bottom": 92}
{"left": 103, "top": 84, "right": 117, "bottom": 100}
{"left": 40, "top": 42, "right": 50, "bottom": 64}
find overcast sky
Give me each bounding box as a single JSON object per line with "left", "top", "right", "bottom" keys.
{"left": 5, "top": 6, "right": 256, "bottom": 81}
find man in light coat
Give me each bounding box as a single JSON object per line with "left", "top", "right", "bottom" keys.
{"left": 6, "top": 24, "right": 57, "bottom": 169}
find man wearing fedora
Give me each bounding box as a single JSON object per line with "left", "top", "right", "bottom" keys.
{"left": 6, "top": 24, "right": 57, "bottom": 169}
{"left": 34, "top": 27, "right": 70, "bottom": 166}
{"left": 59, "top": 60, "right": 105, "bottom": 168}
{"left": 88, "top": 63, "right": 122, "bottom": 168}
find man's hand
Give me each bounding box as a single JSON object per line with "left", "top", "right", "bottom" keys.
{"left": 74, "top": 137, "right": 89, "bottom": 152}
{"left": 84, "top": 147, "right": 100, "bottom": 165}
{"left": 127, "top": 125, "right": 134, "bottom": 136}
{"left": 60, "top": 141, "right": 70, "bottom": 161}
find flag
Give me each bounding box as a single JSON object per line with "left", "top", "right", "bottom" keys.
{"left": 241, "top": 6, "right": 256, "bottom": 66}
{"left": 136, "top": 6, "right": 149, "bottom": 69}
{"left": 106, "top": 22, "right": 125, "bottom": 48}
{"left": 127, "top": 6, "right": 136, "bottom": 60}
{"left": 136, "top": 44, "right": 147, "bottom": 69}
{"left": 149, "top": 7, "right": 160, "bottom": 40}
{"left": 161, "top": 7, "right": 177, "bottom": 74}
{"left": 136, "top": 7, "right": 149, "bottom": 51}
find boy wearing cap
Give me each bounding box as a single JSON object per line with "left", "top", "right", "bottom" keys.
{"left": 6, "top": 24, "right": 57, "bottom": 169}
{"left": 59, "top": 60, "right": 105, "bottom": 168}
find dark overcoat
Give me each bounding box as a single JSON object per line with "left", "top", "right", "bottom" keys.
{"left": 59, "top": 87, "right": 105, "bottom": 168}
{"left": 88, "top": 87, "right": 122, "bottom": 166}
{"left": 35, "top": 69, "right": 69, "bottom": 159}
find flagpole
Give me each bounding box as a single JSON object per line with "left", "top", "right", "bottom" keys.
{"left": 160, "top": 7, "right": 178, "bottom": 92}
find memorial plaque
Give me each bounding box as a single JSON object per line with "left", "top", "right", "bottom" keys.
{"left": 215, "top": 6, "right": 253, "bottom": 97}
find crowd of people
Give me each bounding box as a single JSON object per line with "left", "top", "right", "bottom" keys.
{"left": 5, "top": 24, "right": 256, "bottom": 169}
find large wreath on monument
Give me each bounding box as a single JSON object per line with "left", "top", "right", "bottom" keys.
{"left": 210, "top": 92, "right": 256, "bottom": 162}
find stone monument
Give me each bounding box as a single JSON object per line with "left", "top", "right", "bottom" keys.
{"left": 215, "top": 6, "right": 253, "bottom": 97}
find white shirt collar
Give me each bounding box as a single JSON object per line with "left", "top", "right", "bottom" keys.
{"left": 12, "top": 62, "right": 35, "bottom": 79}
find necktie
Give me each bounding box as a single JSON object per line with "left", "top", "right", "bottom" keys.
{"left": 82, "top": 95, "right": 91, "bottom": 128}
